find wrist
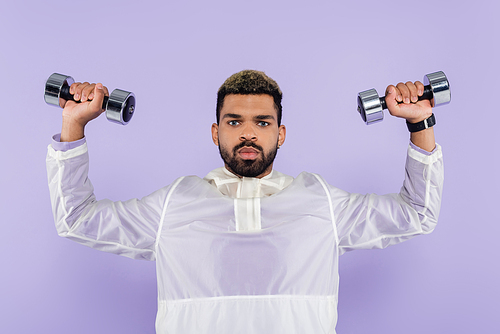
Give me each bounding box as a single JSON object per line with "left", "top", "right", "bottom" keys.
{"left": 410, "top": 126, "right": 436, "bottom": 152}
{"left": 406, "top": 114, "right": 436, "bottom": 133}
{"left": 61, "top": 117, "right": 86, "bottom": 142}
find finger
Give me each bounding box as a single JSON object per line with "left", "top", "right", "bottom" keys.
{"left": 396, "top": 82, "right": 411, "bottom": 104}
{"left": 384, "top": 85, "right": 401, "bottom": 113}
{"left": 81, "top": 84, "right": 96, "bottom": 102}
{"left": 415, "top": 80, "right": 424, "bottom": 96}
{"left": 405, "top": 81, "right": 418, "bottom": 103}
{"left": 385, "top": 84, "right": 402, "bottom": 102}
{"left": 69, "top": 82, "right": 80, "bottom": 95}
{"left": 69, "top": 82, "right": 85, "bottom": 100}
{"left": 73, "top": 82, "right": 90, "bottom": 101}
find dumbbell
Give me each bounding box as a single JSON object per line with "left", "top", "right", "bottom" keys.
{"left": 357, "top": 71, "right": 451, "bottom": 125}
{"left": 44, "top": 73, "right": 136, "bottom": 125}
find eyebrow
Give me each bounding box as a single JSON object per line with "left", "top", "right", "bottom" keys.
{"left": 222, "top": 113, "right": 242, "bottom": 119}
{"left": 221, "top": 113, "right": 276, "bottom": 121}
{"left": 254, "top": 115, "right": 276, "bottom": 120}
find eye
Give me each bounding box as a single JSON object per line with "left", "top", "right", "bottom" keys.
{"left": 228, "top": 120, "right": 239, "bottom": 126}
{"left": 258, "top": 121, "right": 270, "bottom": 127}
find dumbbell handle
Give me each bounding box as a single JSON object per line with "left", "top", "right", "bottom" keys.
{"left": 59, "top": 84, "right": 109, "bottom": 109}
{"left": 379, "top": 85, "right": 434, "bottom": 110}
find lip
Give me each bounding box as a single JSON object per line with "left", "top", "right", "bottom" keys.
{"left": 238, "top": 146, "right": 260, "bottom": 160}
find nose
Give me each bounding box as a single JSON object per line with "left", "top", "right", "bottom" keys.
{"left": 239, "top": 124, "right": 257, "bottom": 142}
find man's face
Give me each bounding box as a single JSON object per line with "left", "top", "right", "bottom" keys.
{"left": 211, "top": 94, "right": 286, "bottom": 178}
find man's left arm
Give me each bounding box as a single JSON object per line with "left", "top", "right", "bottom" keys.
{"left": 330, "top": 80, "right": 444, "bottom": 253}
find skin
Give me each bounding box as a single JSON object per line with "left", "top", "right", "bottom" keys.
{"left": 60, "top": 82, "right": 109, "bottom": 142}
{"left": 60, "top": 80, "right": 436, "bottom": 169}
{"left": 385, "top": 81, "right": 435, "bottom": 152}
{"left": 211, "top": 94, "right": 286, "bottom": 178}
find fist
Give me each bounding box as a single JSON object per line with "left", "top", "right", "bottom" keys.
{"left": 385, "top": 81, "right": 432, "bottom": 124}
{"left": 62, "top": 82, "right": 110, "bottom": 127}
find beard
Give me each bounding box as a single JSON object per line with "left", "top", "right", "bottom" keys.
{"left": 218, "top": 140, "right": 278, "bottom": 177}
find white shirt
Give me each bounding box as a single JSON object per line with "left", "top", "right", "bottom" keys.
{"left": 46, "top": 141, "right": 443, "bottom": 333}
{"left": 204, "top": 167, "right": 293, "bottom": 231}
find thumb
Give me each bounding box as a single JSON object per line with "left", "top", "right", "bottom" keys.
{"left": 89, "top": 83, "right": 106, "bottom": 112}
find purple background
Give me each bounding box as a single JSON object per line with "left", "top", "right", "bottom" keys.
{"left": 1, "top": 0, "right": 498, "bottom": 333}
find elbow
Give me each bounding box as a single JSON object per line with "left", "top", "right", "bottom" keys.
{"left": 418, "top": 207, "right": 441, "bottom": 234}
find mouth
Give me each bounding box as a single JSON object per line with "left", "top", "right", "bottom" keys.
{"left": 238, "top": 146, "right": 260, "bottom": 160}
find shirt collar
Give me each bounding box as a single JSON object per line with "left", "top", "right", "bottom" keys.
{"left": 203, "top": 167, "right": 294, "bottom": 199}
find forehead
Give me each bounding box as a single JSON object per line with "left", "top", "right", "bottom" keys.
{"left": 221, "top": 94, "right": 276, "bottom": 117}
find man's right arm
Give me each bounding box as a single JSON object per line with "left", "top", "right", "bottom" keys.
{"left": 48, "top": 81, "right": 170, "bottom": 261}
{"left": 46, "top": 140, "right": 173, "bottom": 260}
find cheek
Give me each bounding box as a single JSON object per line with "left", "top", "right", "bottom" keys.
{"left": 217, "top": 129, "right": 238, "bottom": 145}
{"left": 217, "top": 134, "right": 234, "bottom": 152}
{"left": 263, "top": 132, "right": 280, "bottom": 146}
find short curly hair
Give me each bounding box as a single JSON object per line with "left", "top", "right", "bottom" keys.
{"left": 216, "top": 70, "right": 283, "bottom": 126}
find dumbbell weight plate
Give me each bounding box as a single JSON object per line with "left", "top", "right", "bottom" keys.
{"left": 44, "top": 73, "right": 75, "bottom": 108}
{"left": 357, "top": 88, "right": 384, "bottom": 125}
{"left": 424, "top": 71, "right": 451, "bottom": 107}
{"left": 106, "top": 89, "right": 136, "bottom": 125}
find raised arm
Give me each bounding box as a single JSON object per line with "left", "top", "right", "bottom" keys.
{"left": 330, "top": 79, "right": 444, "bottom": 253}
{"left": 47, "top": 80, "right": 170, "bottom": 260}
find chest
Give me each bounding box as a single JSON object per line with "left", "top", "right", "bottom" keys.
{"left": 155, "top": 175, "right": 339, "bottom": 299}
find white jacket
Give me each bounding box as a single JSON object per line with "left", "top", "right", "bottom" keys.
{"left": 46, "top": 142, "right": 444, "bottom": 334}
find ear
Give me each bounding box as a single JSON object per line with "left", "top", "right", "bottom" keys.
{"left": 211, "top": 123, "right": 219, "bottom": 146}
{"left": 278, "top": 124, "right": 286, "bottom": 147}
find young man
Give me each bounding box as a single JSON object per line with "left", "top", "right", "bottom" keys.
{"left": 46, "top": 70, "right": 443, "bottom": 333}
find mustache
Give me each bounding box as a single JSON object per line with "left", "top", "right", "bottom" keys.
{"left": 233, "top": 141, "right": 263, "bottom": 153}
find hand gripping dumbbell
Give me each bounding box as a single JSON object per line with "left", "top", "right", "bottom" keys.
{"left": 44, "top": 73, "right": 136, "bottom": 125}
{"left": 357, "top": 71, "right": 451, "bottom": 125}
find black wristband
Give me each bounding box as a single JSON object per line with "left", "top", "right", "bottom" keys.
{"left": 406, "top": 114, "right": 436, "bottom": 133}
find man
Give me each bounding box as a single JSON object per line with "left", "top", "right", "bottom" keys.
{"left": 46, "top": 70, "right": 443, "bottom": 333}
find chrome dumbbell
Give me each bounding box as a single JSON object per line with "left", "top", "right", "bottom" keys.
{"left": 44, "top": 73, "right": 136, "bottom": 125}
{"left": 357, "top": 71, "right": 451, "bottom": 125}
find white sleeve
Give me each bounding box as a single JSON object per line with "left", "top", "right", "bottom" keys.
{"left": 46, "top": 142, "right": 172, "bottom": 261}
{"left": 329, "top": 144, "right": 444, "bottom": 254}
